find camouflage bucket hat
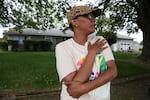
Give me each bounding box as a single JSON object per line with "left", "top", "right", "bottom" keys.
{"left": 67, "top": 5, "right": 101, "bottom": 24}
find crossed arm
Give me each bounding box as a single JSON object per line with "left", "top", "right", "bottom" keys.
{"left": 62, "top": 39, "right": 118, "bottom": 98}
{"left": 64, "top": 60, "right": 117, "bottom": 98}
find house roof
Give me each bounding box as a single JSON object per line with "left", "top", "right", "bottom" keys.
{"left": 4, "top": 28, "right": 134, "bottom": 40}
{"left": 117, "top": 34, "right": 134, "bottom": 40}
{"left": 4, "top": 28, "right": 74, "bottom": 37}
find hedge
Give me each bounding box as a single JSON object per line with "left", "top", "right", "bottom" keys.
{"left": 23, "top": 40, "right": 52, "bottom": 51}
{"left": 8, "top": 40, "right": 19, "bottom": 51}
{"left": 0, "top": 41, "right": 8, "bottom": 50}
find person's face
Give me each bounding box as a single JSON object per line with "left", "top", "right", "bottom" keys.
{"left": 73, "top": 13, "right": 96, "bottom": 34}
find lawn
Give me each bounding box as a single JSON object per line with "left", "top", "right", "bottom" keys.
{"left": 114, "top": 52, "right": 150, "bottom": 78}
{"left": 0, "top": 51, "right": 150, "bottom": 90}
{"left": 0, "top": 52, "right": 59, "bottom": 90}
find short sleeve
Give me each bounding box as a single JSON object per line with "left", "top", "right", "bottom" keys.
{"left": 55, "top": 44, "right": 76, "bottom": 82}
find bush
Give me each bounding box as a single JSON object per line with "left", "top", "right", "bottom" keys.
{"left": 8, "top": 40, "right": 19, "bottom": 51}
{"left": 0, "top": 41, "right": 8, "bottom": 50}
{"left": 24, "top": 40, "right": 52, "bottom": 51}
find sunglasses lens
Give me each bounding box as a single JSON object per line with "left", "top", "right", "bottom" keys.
{"left": 74, "top": 13, "right": 95, "bottom": 19}
{"left": 87, "top": 13, "right": 95, "bottom": 19}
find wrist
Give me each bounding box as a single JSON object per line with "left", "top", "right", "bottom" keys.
{"left": 88, "top": 50, "right": 97, "bottom": 57}
{"left": 81, "top": 82, "right": 92, "bottom": 94}
{"left": 80, "top": 83, "right": 87, "bottom": 94}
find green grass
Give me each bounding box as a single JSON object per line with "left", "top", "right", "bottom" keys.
{"left": 0, "top": 51, "right": 150, "bottom": 90}
{"left": 114, "top": 52, "right": 150, "bottom": 78}
{"left": 0, "top": 52, "right": 59, "bottom": 90}
{"left": 116, "top": 60, "right": 149, "bottom": 78}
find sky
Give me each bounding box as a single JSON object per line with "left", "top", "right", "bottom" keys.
{"left": 117, "top": 30, "right": 143, "bottom": 43}
{"left": 0, "top": 27, "right": 9, "bottom": 38}
{"left": 0, "top": 0, "right": 143, "bottom": 43}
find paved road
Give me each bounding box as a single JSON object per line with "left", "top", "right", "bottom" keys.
{"left": 1, "top": 77, "right": 150, "bottom": 100}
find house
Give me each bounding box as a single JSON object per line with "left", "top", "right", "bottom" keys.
{"left": 3, "top": 28, "right": 74, "bottom": 51}
{"left": 111, "top": 34, "right": 140, "bottom": 52}
{"left": 3, "top": 28, "right": 140, "bottom": 52}
{"left": 3, "top": 28, "right": 97, "bottom": 51}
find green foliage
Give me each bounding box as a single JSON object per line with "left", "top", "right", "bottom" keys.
{"left": 0, "top": 0, "right": 139, "bottom": 32}
{"left": 108, "top": 0, "right": 139, "bottom": 33}
{"left": 0, "top": 37, "right": 8, "bottom": 50}
{"left": 0, "top": 41, "right": 7, "bottom": 50}
{"left": 23, "top": 40, "right": 52, "bottom": 51}
{"left": 0, "top": 0, "right": 10, "bottom": 27}
{"left": 95, "top": 0, "right": 139, "bottom": 45}
{"left": 8, "top": 40, "right": 18, "bottom": 51}
{"left": 0, "top": 0, "right": 71, "bottom": 30}
{"left": 97, "top": 31, "right": 117, "bottom": 45}
{"left": 96, "top": 15, "right": 117, "bottom": 45}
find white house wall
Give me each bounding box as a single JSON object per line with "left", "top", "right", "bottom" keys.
{"left": 111, "top": 39, "right": 140, "bottom": 52}
{"left": 130, "top": 41, "right": 140, "bottom": 51}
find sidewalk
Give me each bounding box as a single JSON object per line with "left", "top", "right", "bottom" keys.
{"left": 0, "top": 74, "right": 150, "bottom": 100}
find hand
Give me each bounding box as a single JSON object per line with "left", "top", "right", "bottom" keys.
{"left": 88, "top": 38, "right": 108, "bottom": 54}
{"left": 65, "top": 81, "right": 85, "bottom": 98}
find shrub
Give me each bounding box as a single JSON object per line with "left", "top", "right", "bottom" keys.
{"left": 0, "top": 41, "right": 8, "bottom": 50}
{"left": 8, "top": 40, "right": 19, "bottom": 51}
{"left": 23, "top": 40, "right": 52, "bottom": 51}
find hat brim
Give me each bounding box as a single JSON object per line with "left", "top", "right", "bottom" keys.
{"left": 74, "top": 8, "right": 101, "bottom": 18}
{"left": 91, "top": 8, "right": 101, "bottom": 17}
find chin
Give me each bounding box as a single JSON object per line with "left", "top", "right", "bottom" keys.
{"left": 87, "top": 28, "right": 95, "bottom": 34}
{"left": 90, "top": 29, "right": 95, "bottom": 33}
{"left": 88, "top": 30, "right": 95, "bottom": 35}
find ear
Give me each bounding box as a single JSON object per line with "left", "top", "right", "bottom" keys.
{"left": 71, "top": 19, "right": 78, "bottom": 27}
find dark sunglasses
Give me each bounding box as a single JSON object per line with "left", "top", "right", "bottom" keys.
{"left": 74, "top": 13, "right": 95, "bottom": 20}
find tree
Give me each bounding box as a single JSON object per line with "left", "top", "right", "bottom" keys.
{"left": 0, "top": 0, "right": 71, "bottom": 30}
{"left": 137, "top": 0, "right": 150, "bottom": 60}
{"left": 0, "top": 0, "right": 10, "bottom": 27}
{"left": 1, "top": 0, "right": 117, "bottom": 45}
{"left": 1, "top": 0, "right": 150, "bottom": 60}
{"left": 96, "top": 0, "right": 150, "bottom": 60}
{"left": 96, "top": 15, "right": 117, "bottom": 45}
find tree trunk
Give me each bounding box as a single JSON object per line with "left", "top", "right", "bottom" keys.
{"left": 138, "top": 0, "right": 150, "bottom": 60}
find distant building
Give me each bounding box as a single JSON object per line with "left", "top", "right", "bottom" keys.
{"left": 3, "top": 28, "right": 74, "bottom": 51}
{"left": 111, "top": 34, "right": 140, "bottom": 52}
{"left": 3, "top": 28, "right": 140, "bottom": 52}
{"left": 3, "top": 28, "right": 97, "bottom": 51}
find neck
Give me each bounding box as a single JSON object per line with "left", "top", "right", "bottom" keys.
{"left": 73, "top": 31, "right": 88, "bottom": 45}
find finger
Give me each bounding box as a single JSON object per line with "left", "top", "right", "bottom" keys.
{"left": 95, "top": 39, "right": 101, "bottom": 43}
{"left": 94, "top": 39, "right": 101, "bottom": 45}
{"left": 98, "top": 39, "right": 106, "bottom": 44}
{"left": 64, "top": 81, "right": 72, "bottom": 86}
{"left": 101, "top": 46, "right": 108, "bottom": 51}
{"left": 98, "top": 40, "right": 107, "bottom": 47}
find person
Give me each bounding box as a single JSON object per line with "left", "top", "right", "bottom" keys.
{"left": 55, "top": 5, "right": 117, "bottom": 100}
